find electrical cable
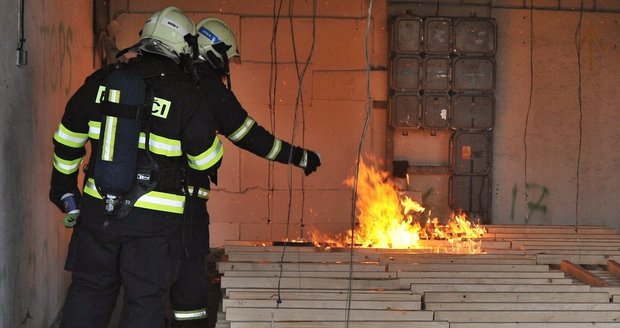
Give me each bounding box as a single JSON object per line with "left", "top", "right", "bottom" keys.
{"left": 574, "top": 0, "right": 584, "bottom": 232}
{"left": 268, "top": 2, "right": 284, "bottom": 325}
{"left": 345, "top": 0, "right": 374, "bottom": 326}
{"left": 287, "top": 0, "right": 317, "bottom": 242}
{"left": 523, "top": 0, "right": 534, "bottom": 223}
{"left": 268, "top": 0, "right": 285, "bottom": 233}
{"left": 269, "top": 1, "right": 318, "bottom": 326}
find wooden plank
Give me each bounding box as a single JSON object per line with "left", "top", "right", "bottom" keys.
{"left": 490, "top": 233, "right": 620, "bottom": 240}
{"left": 399, "top": 277, "right": 573, "bottom": 289}
{"left": 536, "top": 254, "right": 620, "bottom": 265}
{"left": 397, "top": 271, "right": 566, "bottom": 279}
{"left": 226, "top": 251, "right": 380, "bottom": 263}
{"left": 434, "top": 310, "right": 620, "bottom": 322}
{"left": 528, "top": 250, "right": 620, "bottom": 256}
{"left": 451, "top": 323, "right": 620, "bottom": 328}
{"left": 425, "top": 302, "right": 620, "bottom": 311}
{"left": 222, "top": 299, "right": 421, "bottom": 311}
{"left": 229, "top": 322, "right": 449, "bottom": 328}
{"left": 590, "top": 286, "right": 620, "bottom": 295}
{"left": 424, "top": 292, "right": 611, "bottom": 303}
{"left": 522, "top": 246, "right": 620, "bottom": 253}
{"left": 225, "top": 245, "right": 322, "bottom": 254}
{"left": 560, "top": 260, "right": 609, "bottom": 287}
{"left": 224, "top": 270, "right": 397, "bottom": 279}
{"left": 217, "top": 262, "right": 385, "bottom": 273}
{"left": 381, "top": 256, "right": 537, "bottom": 265}
{"left": 480, "top": 240, "right": 513, "bottom": 249}
{"left": 607, "top": 260, "right": 620, "bottom": 278}
{"left": 512, "top": 239, "right": 620, "bottom": 247}
{"left": 482, "top": 249, "right": 529, "bottom": 255}
{"left": 221, "top": 276, "right": 400, "bottom": 290}
{"left": 226, "top": 290, "right": 421, "bottom": 301}
{"left": 327, "top": 242, "right": 480, "bottom": 253}
{"left": 485, "top": 225, "right": 617, "bottom": 235}
{"left": 388, "top": 263, "right": 551, "bottom": 272}
{"left": 410, "top": 283, "right": 591, "bottom": 293}
{"left": 224, "top": 307, "right": 434, "bottom": 322}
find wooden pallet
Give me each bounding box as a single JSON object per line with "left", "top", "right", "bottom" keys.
{"left": 215, "top": 224, "right": 620, "bottom": 327}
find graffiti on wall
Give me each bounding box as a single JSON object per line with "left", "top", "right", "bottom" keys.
{"left": 40, "top": 22, "right": 74, "bottom": 95}
{"left": 511, "top": 183, "right": 550, "bottom": 223}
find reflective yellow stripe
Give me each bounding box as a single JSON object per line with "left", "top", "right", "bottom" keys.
{"left": 227, "top": 117, "right": 255, "bottom": 142}
{"left": 187, "top": 186, "right": 210, "bottom": 199}
{"left": 173, "top": 308, "right": 207, "bottom": 321}
{"left": 101, "top": 116, "right": 118, "bottom": 161}
{"left": 142, "top": 133, "right": 182, "bottom": 156}
{"left": 134, "top": 191, "right": 184, "bottom": 214}
{"left": 84, "top": 179, "right": 103, "bottom": 199}
{"left": 95, "top": 86, "right": 106, "bottom": 104}
{"left": 299, "top": 149, "right": 308, "bottom": 168}
{"left": 88, "top": 121, "right": 101, "bottom": 139}
{"left": 84, "top": 178, "right": 185, "bottom": 214}
{"left": 52, "top": 154, "right": 83, "bottom": 175}
{"left": 90, "top": 121, "right": 182, "bottom": 157}
{"left": 54, "top": 124, "right": 88, "bottom": 148}
{"left": 187, "top": 137, "right": 223, "bottom": 171}
{"left": 266, "top": 138, "right": 282, "bottom": 160}
{"left": 107, "top": 88, "right": 121, "bottom": 103}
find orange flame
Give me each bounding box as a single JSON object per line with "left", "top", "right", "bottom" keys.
{"left": 309, "top": 160, "right": 486, "bottom": 253}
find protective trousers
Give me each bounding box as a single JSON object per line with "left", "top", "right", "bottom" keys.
{"left": 169, "top": 207, "right": 210, "bottom": 327}
{"left": 61, "top": 196, "right": 183, "bottom": 328}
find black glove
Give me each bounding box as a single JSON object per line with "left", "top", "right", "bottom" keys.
{"left": 299, "top": 149, "right": 321, "bottom": 176}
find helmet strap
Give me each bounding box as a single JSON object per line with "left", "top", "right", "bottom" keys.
{"left": 222, "top": 53, "right": 232, "bottom": 90}
{"left": 184, "top": 33, "right": 200, "bottom": 61}
{"left": 213, "top": 43, "right": 232, "bottom": 90}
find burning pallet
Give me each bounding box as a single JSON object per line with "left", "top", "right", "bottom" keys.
{"left": 214, "top": 224, "right": 620, "bottom": 328}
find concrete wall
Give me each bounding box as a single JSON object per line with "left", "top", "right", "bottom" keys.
{"left": 3, "top": 0, "right": 620, "bottom": 324}
{"left": 0, "top": 0, "right": 93, "bottom": 327}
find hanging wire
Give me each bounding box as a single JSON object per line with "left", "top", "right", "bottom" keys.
{"left": 269, "top": 1, "right": 318, "bottom": 325}
{"left": 523, "top": 0, "right": 534, "bottom": 223}
{"left": 268, "top": 2, "right": 284, "bottom": 325}
{"left": 268, "top": 0, "right": 285, "bottom": 233}
{"left": 574, "top": 0, "right": 584, "bottom": 232}
{"left": 287, "top": 0, "right": 318, "bottom": 242}
{"left": 345, "top": 0, "right": 374, "bottom": 326}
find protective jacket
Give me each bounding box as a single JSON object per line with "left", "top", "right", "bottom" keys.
{"left": 50, "top": 55, "right": 222, "bottom": 215}
{"left": 169, "top": 63, "right": 310, "bottom": 326}
{"left": 50, "top": 54, "right": 223, "bottom": 328}
{"left": 198, "top": 64, "right": 307, "bottom": 171}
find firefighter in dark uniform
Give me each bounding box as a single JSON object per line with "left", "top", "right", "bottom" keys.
{"left": 168, "top": 17, "right": 321, "bottom": 327}
{"left": 49, "top": 7, "right": 222, "bottom": 328}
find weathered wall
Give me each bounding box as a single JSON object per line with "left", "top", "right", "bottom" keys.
{"left": 493, "top": 8, "right": 620, "bottom": 228}
{"left": 0, "top": 0, "right": 93, "bottom": 327}
{"left": 2, "top": 0, "right": 620, "bottom": 325}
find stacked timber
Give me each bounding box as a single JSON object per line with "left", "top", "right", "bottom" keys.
{"left": 215, "top": 225, "right": 620, "bottom": 327}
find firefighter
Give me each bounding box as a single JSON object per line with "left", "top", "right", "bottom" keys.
{"left": 49, "top": 7, "right": 222, "bottom": 328}
{"left": 168, "top": 17, "right": 321, "bottom": 327}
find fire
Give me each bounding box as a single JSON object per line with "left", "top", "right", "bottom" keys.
{"left": 309, "top": 160, "right": 486, "bottom": 253}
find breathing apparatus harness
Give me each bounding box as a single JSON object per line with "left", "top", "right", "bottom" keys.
{"left": 93, "top": 63, "right": 161, "bottom": 219}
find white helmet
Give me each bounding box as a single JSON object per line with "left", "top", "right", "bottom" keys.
{"left": 196, "top": 18, "right": 240, "bottom": 67}
{"left": 128, "top": 6, "right": 196, "bottom": 63}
